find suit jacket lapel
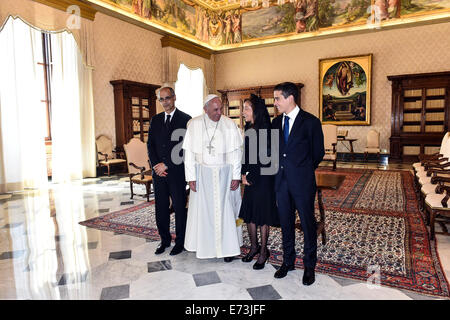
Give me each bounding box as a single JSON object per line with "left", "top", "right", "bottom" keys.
{"left": 287, "top": 109, "right": 305, "bottom": 146}
{"left": 170, "top": 108, "right": 178, "bottom": 129}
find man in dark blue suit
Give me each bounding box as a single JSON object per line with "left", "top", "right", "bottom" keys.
{"left": 272, "top": 82, "right": 325, "bottom": 285}
{"left": 147, "top": 87, "right": 192, "bottom": 256}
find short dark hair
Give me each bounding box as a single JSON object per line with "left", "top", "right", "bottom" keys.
{"left": 274, "top": 82, "right": 298, "bottom": 104}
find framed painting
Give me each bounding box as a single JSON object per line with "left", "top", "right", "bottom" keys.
{"left": 319, "top": 54, "right": 372, "bottom": 125}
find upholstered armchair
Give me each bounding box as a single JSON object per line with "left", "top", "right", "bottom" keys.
{"left": 123, "top": 138, "right": 153, "bottom": 202}
{"left": 322, "top": 124, "right": 338, "bottom": 171}
{"left": 95, "top": 135, "right": 126, "bottom": 176}
{"left": 364, "top": 129, "right": 381, "bottom": 162}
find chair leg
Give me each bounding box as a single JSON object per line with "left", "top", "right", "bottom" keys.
{"left": 332, "top": 159, "right": 336, "bottom": 171}
{"left": 419, "top": 191, "right": 424, "bottom": 213}
{"left": 430, "top": 209, "right": 436, "bottom": 240}
{"left": 130, "top": 180, "right": 134, "bottom": 199}
{"left": 145, "top": 182, "right": 150, "bottom": 202}
{"left": 107, "top": 164, "right": 110, "bottom": 177}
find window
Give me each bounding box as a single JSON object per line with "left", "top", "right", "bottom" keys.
{"left": 35, "top": 32, "right": 53, "bottom": 141}
{"left": 174, "top": 63, "right": 206, "bottom": 118}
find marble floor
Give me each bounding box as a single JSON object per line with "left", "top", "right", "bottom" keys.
{"left": 1, "top": 160, "right": 449, "bottom": 300}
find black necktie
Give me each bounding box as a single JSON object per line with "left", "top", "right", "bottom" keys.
{"left": 165, "top": 114, "right": 171, "bottom": 129}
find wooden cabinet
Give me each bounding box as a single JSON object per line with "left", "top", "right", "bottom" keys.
{"left": 218, "top": 83, "right": 304, "bottom": 128}
{"left": 388, "top": 72, "right": 450, "bottom": 162}
{"left": 110, "top": 80, "right": 160, "bottom": 151}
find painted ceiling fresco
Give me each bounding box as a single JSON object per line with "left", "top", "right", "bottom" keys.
{"left": 89, "top": 0, "right": 450, "bottom": 50}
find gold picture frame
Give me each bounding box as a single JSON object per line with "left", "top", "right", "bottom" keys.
{"left": 319, "top": 54, "right": 372, "bottom": 125}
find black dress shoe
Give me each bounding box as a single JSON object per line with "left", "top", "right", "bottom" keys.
{"left": 242, "top": 245, "right": 261, "bottom": 263}
{"left": 302, "top": 267, "right": 315, "bottom": 286}
{"left": 274, "top": 263, "right": 295, "bottom": 278}
{"left": 224, "top": 257, "right": 234, "bottom": 262}
{"left": 253, "top": 249, "right": 270, "bottom": 270}
{"left": 170, "top": 244, "right": 185, "bottom": 256}
{"left": 154, "top": 242, "right": 170, "bottom": 255}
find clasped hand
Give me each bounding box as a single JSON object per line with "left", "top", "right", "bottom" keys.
{"left": 153, "top": 163, "right": 168, "bottom": 177}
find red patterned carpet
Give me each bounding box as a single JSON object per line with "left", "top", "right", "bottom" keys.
{"left": 80, "top": 168, "right": 450, "bottom": 298}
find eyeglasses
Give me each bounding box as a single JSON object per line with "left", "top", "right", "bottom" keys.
{"left": 159, "top": 95, "right": 173, "bottom": 102}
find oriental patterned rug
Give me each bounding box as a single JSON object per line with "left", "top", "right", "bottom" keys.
{"left": 79, "top": 168, "right": 450, "bottom": 298}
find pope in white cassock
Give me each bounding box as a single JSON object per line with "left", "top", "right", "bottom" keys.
{"left": 182, "top": 94, "right": 244, "bottom": 262}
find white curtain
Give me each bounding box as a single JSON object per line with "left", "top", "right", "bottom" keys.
{"left": 174, "top": 63, "right": 207, "bottom": 118}
{"left": 0, "top": 16, "right": 96, "bottom": 192}
{"left": 0, "top": 16, "right": 48, "bottom": 193}
{"left": 50, "top": 31, "right": 96, "bottom": 183}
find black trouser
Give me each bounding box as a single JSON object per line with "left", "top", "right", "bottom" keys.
{"left": 153, "top": 174, "right": 187, "bottom": 247}
{"left": 276, "top": 178, "right": 317, "bottom": 268}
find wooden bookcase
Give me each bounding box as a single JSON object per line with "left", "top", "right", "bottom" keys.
{"left": 218, "top": 83, "right": 304, "bottom": 128}
{"left": 388, "top": 72, "right": 450, "bottom": 162}
{"left": 110, "top": 80, "right": 160, "bottom": 151}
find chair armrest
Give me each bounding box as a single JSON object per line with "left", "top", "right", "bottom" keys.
{"left": 129, "top": 162, "right": 147, "bottom": 179}
{"left": 427, "top": 167, "right": 450, "bottom": 177}
{"left": 419, "top": 152, "right": 441, "bottom": 162}
{"left": 425, "top": 160, "right": 450, "bottom": 173}
{"left": 98, "top": 152, "right": 108, "bottom": 161}
{"left": 422, "top": 157, "right": 448, "bottom": 166}
{"left": 430, "top": 173, "right": 450, "bottom": 184}
{"left": 438, "top": 186, "right": 450, "bottom": 207}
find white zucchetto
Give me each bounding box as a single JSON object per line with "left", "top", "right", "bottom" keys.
{"left": 204, "top": 94, "right": 220, "bottom": 106}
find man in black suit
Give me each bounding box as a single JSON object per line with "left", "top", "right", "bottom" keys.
{"left": 147, "top": 87, "right": 192, "bottom": 256}
{"left": 272, "top": 82, "right": 325, "bottom": 285}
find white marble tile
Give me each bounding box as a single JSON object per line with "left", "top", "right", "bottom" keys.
{"left": 216, "top": 262, "right": 277, "bottom": 288}
{"left": 130, "top": 270, "right": 196, "bottom": 300}
{"left": 272, "top": 271, "right": 345, "bottom": 300}
{"left": 58, "top": 282, "right": 104, "bottom": 300}
{"left": 170, "top": 252, "right": 235, "bottom": 275}
{"left": 187, "top": 283, "right": 252, "bottom": 300}
{"left": 338, "top": 283, "right": 412, "bottom": 300}
{"left": 87, "top": 259, "right": 147, "bottom": 289}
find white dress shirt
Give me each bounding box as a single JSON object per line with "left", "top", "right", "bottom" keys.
{"left": 282, "top": 105, "right": 300, "bottom": 134}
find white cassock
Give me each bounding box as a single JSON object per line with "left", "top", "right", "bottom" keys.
{"left": 182, "top": 114, "right": 244, "bottom": 258}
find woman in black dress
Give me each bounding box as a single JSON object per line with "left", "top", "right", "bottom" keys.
{"left": 239, "top": 94, "right": 279, "bottom": 270}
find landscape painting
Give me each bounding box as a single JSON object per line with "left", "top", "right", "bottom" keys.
{"left": 152, "top": 0, "right": 196, "bottom": 36}
{"left": 318, "top": 0, "right": 372, "bottom": 28}
{"left": 242, "top": 3, "right": 295, "bottom": 40}
{"left": 319, "top": 54, "right": 372, "bottom": 125}
{"left": 401, "top": 0, "right": 450, "bottom": 16}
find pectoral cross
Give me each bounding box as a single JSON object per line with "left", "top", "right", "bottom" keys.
{"left": 207, "top": 142, "right": 214, "bottom": 154}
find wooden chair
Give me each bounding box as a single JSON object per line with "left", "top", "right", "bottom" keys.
{"left": 322, "top": 124, "right": 337, "bottom": 170}
{"left": 96, "top": 135, "right": 127, "bottom": 176}
{"left": 123, "top": 138, "right": 153, "bottom": 202}
{"left": 413, "top": 132, "right": 449, "bottom": 174}
{"left": 415, "top": 137, "right": 450, "bottom": 203}
{"left": 424, "top": 185, "right": 450, "bottom": 240}
{"left": 364, "top": 129, "right": 380, "bottom": 162}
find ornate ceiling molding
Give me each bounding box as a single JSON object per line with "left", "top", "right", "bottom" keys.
{"left": 161, "top": 35, "right": 213, "bottom": 59}
{"left": 33, "top": 0, "right": 97, "bottom": 20}
{"left": 35, "top": 0, "right": 450, "bottom": 54}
